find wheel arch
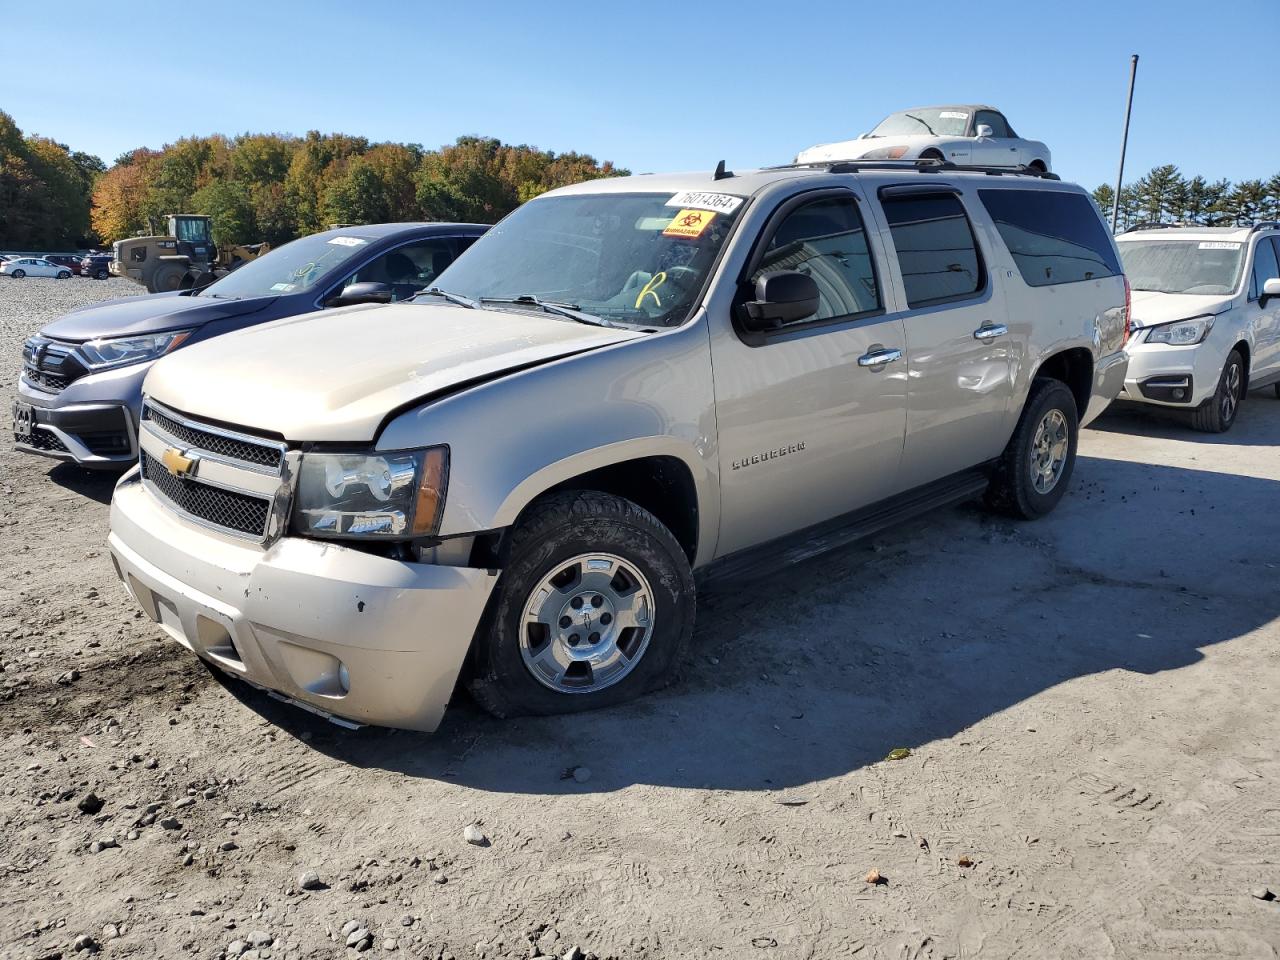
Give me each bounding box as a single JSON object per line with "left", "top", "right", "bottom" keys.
{"left": 486, "top": 438, "right": 713, "bottom": 568}
{"left": 1031, "top": 347, "right": 1093, "bottom": 418}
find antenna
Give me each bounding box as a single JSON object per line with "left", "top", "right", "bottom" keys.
{"left": 713, "top": 160, "right": 733, "bottom": 181}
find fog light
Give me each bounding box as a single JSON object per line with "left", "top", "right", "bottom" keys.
{"left": 338, "top": 663, "right": 351, "bottom": 694}
{"left": 1173, "top": 388, "right": 1185, "bottom": 399}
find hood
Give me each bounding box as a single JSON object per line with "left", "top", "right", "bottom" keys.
{"left": 42, "top": 292, "right": 277, "bottom": 341}
{"left": 1127, "top": 290, "right": 1236, "bottom": 329}
{"left": 143, "top": 302, "right": 643, "bottom": 442}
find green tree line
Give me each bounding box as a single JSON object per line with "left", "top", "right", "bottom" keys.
{"left": 0, "top": 110, "right": 625, "bottom": 250}
{"left": 0, "top": 110, "right": 105, "bottom": 248}
{"left": 1093, "top": 165, "right": 1280, "bottom": 230}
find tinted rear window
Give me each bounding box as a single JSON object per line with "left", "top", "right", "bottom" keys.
{"left": 978, "top": 189, "right": 1120, "bottom": 287}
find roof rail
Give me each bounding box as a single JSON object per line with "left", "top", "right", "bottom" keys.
{"left": 1120, "top": 221, "right": 1188, "bottom": 233}
{"left": 769, "top": 157, "right": 1061, "bottom": 180}
{"left": 1249, "top": 220, "right": 1280, "bottom": 233}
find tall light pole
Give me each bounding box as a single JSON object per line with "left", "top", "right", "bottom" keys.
{"left": 1111, "top": 54, "right": 1139, "bottom": 233}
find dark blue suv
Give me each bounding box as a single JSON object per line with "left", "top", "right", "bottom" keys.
{"left": 15, "top": 222, "right": 486, "bottom": 468}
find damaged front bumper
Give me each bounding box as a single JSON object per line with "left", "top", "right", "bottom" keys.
{"left": 108, "top": 472, "right": 497, "bottom": 731}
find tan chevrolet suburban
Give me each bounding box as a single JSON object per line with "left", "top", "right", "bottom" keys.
{"left": 107, "top": 160, "right": 1130, "bottom": 731}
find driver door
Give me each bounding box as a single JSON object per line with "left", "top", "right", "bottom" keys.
{"left": 711, "top": 188, "right": 908, "bottom": 557}
{"left": 970, "top": 110, "right": 1020, "bottom": 165}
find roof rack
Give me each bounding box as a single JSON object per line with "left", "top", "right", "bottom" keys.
{"left": 1249, "top": 220, "right": 1280, "bottom": 233}
{"left": 1121, "top": 221, "right": 1193, "bottom": 233}
{"left": 768, "top": 157, "right": 1060, "bottom": 180}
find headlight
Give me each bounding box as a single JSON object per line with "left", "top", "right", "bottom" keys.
{"left": 293, "top": 446, "right": 448, "bottom": 539}
{"left": 862, "top": 145, "right": 910, "bottom": 159}
{"left": 76, "top": 329, "right": 192, "bottom": 370}
{"left": 1144, "top": 315, "right": 1214, "bottom": 346}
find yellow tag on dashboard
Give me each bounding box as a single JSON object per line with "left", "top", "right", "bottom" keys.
{"left": 663, "top": 209, "right": 717, "bottom": 239}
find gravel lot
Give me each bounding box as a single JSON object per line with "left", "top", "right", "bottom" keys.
{"left": 2, "top": 275, "right": 1279, "bottom": 960}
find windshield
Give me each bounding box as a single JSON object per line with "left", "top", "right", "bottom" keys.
{"left": 200, "top": 232, "right": 375, "bottom": 299}
{"left": 429, "top": 191, "right": 745, "bottom": 327}
{"left": 1119, "top": 240, "right": 1245, "bottom": 295}
{"left": 869, "top": 108, "right": 969, "bottom": 138}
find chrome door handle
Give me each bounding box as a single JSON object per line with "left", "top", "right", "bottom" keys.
{"left": 858, "top": 348, "right": 902, "bottom": 368}
{"left": 973, "top": 324, "right": 1008, "bottom": 341}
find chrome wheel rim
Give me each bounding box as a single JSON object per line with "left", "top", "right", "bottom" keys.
{"left": 518, "top": 553, "right": 655, "bottom": 694}
{"left": 1029, "top": 408, "right": 1069, "bottom": 494}
{"left": 1221, "top": 362, "right": 1241, "bottom": 423}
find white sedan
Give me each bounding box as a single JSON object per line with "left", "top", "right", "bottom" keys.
{"left": 1, "top": 257, "right": 73, "bottom": 279}
{"left": 796, "top": 105, "right": 1052, "bottom": 173}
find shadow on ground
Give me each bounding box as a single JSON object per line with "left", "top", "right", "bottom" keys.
{"left": 207, "top": 440, "right": 1280, "bottom": 794}
{"left": 47, "top": 462, "right": 120, "bottom": 504}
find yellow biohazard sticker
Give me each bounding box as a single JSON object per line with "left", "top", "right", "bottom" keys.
{"left": 663, "top": 209, "right": 716, "bottom": 239}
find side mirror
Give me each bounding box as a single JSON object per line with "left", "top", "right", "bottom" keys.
{"left": 1262, "top": 277, "right": 1280, "bottom": 305}
{"left": 329, "top": 281, "right": 394, "bottom": 307}
{"left": 975, "top": 124, "right": 994, "bottom": 139}
{"left": 742, "top": 271, "right": 820, "bottom": 332}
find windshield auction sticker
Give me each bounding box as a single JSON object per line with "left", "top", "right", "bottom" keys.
{"left": 940, "top": 111, "right": 969, "bottom": 119}
{"left": 665, "top": 191, "right": 743, "bottom": 214}
{"left": 1199, "top": 241, "right": 1241, "bottom": 250}
{"left": 664, "top": 209, "right": 717, "bottom": 239}
{"left": 327, "top": 236, "right": 367, "bottom": 247}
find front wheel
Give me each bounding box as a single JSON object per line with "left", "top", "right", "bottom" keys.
{"left": 986, "top": 378, "right": 1079, "bottom": 519}
{"left": 468, "top": 490, "right": 695, "bottom": 718}
{"left": 57, "top": 270, "right": 71, "bottom": 279}
{"left": 11, "top": 269, "right": 25, "bottom": 279}
{"left": 1190, "top": 349, "right": 1244, "bottom": 433}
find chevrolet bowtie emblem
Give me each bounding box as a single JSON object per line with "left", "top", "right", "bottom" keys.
{"left": 162, "top": 447, "right": 198, "bottom": 478}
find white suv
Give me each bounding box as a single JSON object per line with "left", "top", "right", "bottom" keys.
{"left": 1116, "top": 223, "right": 1280, "bottom": 431}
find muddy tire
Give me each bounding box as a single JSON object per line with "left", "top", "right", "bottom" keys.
{"left": 986, "top": 378, "right": 1079, "bottom": 520}
{"left": 467, "top": 490, "right": 695, "bottom": 719}
{"left": 1190, "top": 349, "right": 1245, "bottom": 433}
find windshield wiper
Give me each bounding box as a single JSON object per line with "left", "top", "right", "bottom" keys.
{"left": 200, "top": 292, "right": 238, "bottom": 300}
{"left": 904, "top": 113, "right": 936, "bottom": 135}
{"left": 412, "top": 287, "right": 480, "bottom": 309}
{"left": 481, "top": 295, "right": 615, "bottom": 328}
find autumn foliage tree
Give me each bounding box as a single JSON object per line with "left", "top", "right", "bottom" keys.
{"left": 0, "top": 110, "right": 104, "bottom": 248}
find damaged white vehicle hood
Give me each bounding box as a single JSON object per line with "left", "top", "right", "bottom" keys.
{"left": 1127, "top": 290, "right": 1236, "bottom": 330}
{"left": 143, "top": 302, "right": 641, "bottom": 441}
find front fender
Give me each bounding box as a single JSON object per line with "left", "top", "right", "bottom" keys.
{"left": 376, "top": 319, "right": 721, "bottom": 567}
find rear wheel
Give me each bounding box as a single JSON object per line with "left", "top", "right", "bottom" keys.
{"left": 468, "top": 490, "right": 695, "bottom": 718}
{"left": 11, "top": 269, "right": 25, "bottom": 279}
{"left": 94, "top": 269, "right": 108, "bottom": 280}
{"left": 1190, "top": 349, "right": 1245, "bottom": 433}
{"left": 1028, "top": 160, "right": 1048, "bottom": 174}
{"left": 986, "top": 378, "right": 1079, "bottom": 519}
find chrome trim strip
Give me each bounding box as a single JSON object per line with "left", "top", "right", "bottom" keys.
{"left": 139, "top": 418, "right": 280, "bottom": 478}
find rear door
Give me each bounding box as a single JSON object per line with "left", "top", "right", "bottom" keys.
{"left": 872, "top": 185, "right": 1016, "bottom": 489}
{"left": 710, "top": 186, "right": 908, "bottom": 557}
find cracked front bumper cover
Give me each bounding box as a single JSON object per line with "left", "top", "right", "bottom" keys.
{"left": 109, "top": 473, "right": 498, "bottom": 731}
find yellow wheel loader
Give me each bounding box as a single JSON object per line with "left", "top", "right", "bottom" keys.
{"left": 110, "top": 215, "right": 270, "bottom": 293}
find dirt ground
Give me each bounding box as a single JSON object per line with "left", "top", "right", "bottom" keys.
{"left": 2, "top": 277, "right": 1279, "bottom": 960}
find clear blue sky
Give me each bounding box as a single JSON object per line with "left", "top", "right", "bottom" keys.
{"left": 3, "top": 0, "right": 1276, "bottom": 191}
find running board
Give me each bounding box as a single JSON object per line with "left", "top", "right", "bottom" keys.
{"left": 697, "top": 468, "right": 991, "bottom": 589}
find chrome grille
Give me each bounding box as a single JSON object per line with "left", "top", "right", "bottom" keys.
{"left": 140, "top": 451, "right": 270, "bottom": 537}
{"left": 143, "top": 403, "right": 282, "bottom": 469}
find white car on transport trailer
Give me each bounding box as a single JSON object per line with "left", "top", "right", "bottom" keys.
{"left": 1116, "top": 222, "right": 1280, "bottom": 432}
{"left": 796, "top": 105, "right": 1052, "bottom": 173}
{"left": 106, "top": 160, "right": 1127, "bottom": 732}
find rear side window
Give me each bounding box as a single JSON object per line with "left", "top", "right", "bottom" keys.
{"left": 881, "top": 193, "right": 984, "bottom": 307}
{"left": 979, "top": 189, "right": 1120, "bottom": 288}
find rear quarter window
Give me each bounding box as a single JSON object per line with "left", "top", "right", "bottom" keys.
{"left": 978, "top": 189, "right": 1121, "bottom": 287}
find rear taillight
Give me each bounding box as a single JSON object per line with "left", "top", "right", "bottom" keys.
{"left": 1121, "top": 276, "right": 1132, "bottom": 348}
